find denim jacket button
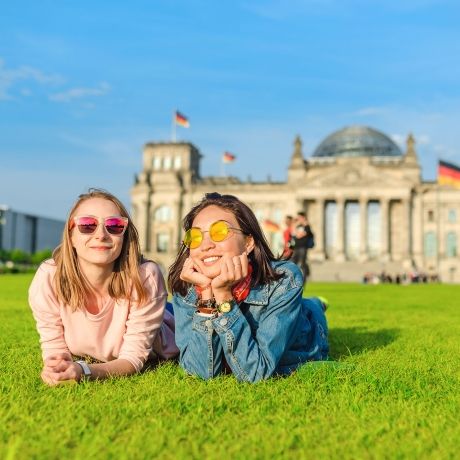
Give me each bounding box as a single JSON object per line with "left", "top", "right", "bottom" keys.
{"left": 219, "top": 318, "right": 228, "bottom": 326}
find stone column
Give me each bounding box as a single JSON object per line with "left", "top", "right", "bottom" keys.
{"left": 380, "top": 198, "right": 390, "bottom": 261}
{"left": 359, "top": 198, "right": 368, "bottom": 261}
{"left": 336, "top": 198, "right": 345, "bottom": 261}
{"left": 401, "top": 198, "right": 411, "bottom": 262}
{"left": 316, "top": 198, "right": 325, "bottom": 261}
{"left": 411, "top": 193, "right": 423, "bottom": 265}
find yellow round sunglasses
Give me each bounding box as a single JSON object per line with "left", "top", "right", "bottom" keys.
{"left": 183, "top": 220, "right": 246, "bottom": 249}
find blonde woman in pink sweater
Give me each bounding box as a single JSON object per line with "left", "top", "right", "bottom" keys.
{"left": 29, "top": 189, "right": 178, "bottom": 385}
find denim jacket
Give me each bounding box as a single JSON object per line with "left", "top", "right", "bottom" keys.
{"left": 172, "top": 260, "right": 329, "bottom": 382}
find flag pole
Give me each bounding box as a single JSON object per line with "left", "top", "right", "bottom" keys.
{"left": 172, "top": 110, "right": 176, "bottom": 143}
{"left": 436, "top": 157, "right": 441, "bottom": 278}
{"left": 221, "top": 157, "right": 225, "bottom": 177}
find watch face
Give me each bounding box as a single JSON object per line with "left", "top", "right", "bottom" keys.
{"left": 219, "top": 302, "right": 232, "bottom": 313}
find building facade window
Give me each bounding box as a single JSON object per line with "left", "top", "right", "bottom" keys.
{"left": 367, "top": 201, "right": 381, "bottom": 258}
{"left": 156, "top": 233, "right": 170, "bottom": 253}
{"left": 273, "top": 208, "right": 282, "bottom": 224}
{"left": 174, "top": 156, "right": 182, "bottom": 170}
{"left": 153, "top": 157, "right": 162, "bottom": 170}
{"left": 446, "top": 232, "right": 457, "bottom": 257}
{"left": 163, "top": 156, "right": 172, "bottom": 170}
{"left": 325, "top": 201, "right": 337, "bottom": 258}
{"left": 448, "top": 209, "right": 457, "bottom": 223}
{"left": 427, "top": 210, "right": 434, "bottom": 222}
{"left": 424, "top": 231, "right": 437, "bottom": 258}
{"left": 154, "top": 205, "right": 172, "bottom": 222}
{"left": 270, "top": 232, "right": 283, "bottom": 257}
{"left": 254, "top": 209, "right": 265, "bottom": 222}
{"left": 345, "top": 201, "right": 360, "bottom": 260}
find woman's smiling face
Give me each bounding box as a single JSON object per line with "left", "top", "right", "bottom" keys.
{"left": 189, "top": 205, "right": 253, "bottom": 279}
{"left": 70, "top": 197, "right": 125, "bottom": 271}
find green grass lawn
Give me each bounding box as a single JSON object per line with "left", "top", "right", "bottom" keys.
{"left": 1, "top": 274, "right": 459, "bottom": 459}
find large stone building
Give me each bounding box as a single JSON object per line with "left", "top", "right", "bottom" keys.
{"left": 131, "top": 126, "right": 460, "bottom": 283}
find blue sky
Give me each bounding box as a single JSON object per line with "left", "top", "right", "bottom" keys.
{"left": 1, "top": 0, "right": 459, "bottom": 220}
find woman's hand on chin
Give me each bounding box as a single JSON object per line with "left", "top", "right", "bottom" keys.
{"left": 180, "top": 257, "right": 212, "bottom": 288}
{"left": 211, "top": 254, "right": 248, "bottom": 301}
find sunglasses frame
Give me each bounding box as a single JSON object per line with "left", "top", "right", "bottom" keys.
{"left": 183, "top": 220, "right": 246, "bottom": 249}
{"left": 70, "top": 215, "right": 129, "bottom": 236}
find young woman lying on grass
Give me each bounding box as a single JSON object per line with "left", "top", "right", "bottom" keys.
{"left": 168, "top": 192, "right": 329, "bottom": 383}
{"left": 29, "top": 189, "right": 178, "bottom": 386}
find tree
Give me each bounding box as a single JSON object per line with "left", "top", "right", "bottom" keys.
{"left": 9, "top": 249, "right": 31, "bottom": 264}
{"left": 31, "top": 249, "right": 53, "bottom": 265}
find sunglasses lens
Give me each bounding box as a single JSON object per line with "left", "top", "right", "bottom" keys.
{"left": 184, "top": 228, "right": 202, "bottom": 249}
{"left": 76, "top": 217, "right": 98, "bottom": 234}
{"left": 105, "top": 217, "right": 127, "bottom": 235}
{"left": 210, "top": 221, "right": 230, "bottom": 242}
{"left": 74, "top": 216, "right": 127, "bottom": 235}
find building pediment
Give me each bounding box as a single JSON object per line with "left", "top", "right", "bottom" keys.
{"left": 305, "top": 167, "right": 411, "bottom": 188}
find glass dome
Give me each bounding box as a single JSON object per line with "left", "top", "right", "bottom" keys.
{"left": 312, "top": 126, "right": 402, "bottom": 158}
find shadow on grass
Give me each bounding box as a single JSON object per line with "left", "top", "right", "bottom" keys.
{"left": 329, "top": 326, "right": 399, "bottom": 360}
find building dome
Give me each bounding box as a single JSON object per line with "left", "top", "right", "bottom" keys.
{"left": 312, "top": 126, "right": 402, "bottom": 158}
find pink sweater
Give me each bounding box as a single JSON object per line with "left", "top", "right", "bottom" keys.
{"left": 29, "top": 260, "right": 178, "bottom": 372}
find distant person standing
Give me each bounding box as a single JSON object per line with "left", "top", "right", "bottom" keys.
{"left": 292, "top": 212, "right": 314, "bottom": 283}
{"left": 282, "top": 215, "right": 295, "bottom": 259}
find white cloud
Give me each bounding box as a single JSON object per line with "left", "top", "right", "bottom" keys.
{"left": 49, "top": 82, "right": 111, "bottom": 102}
{"left": 0, "top": 58, "right": 64, "bottom": 100}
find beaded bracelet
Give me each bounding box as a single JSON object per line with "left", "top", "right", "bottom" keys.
{"left": 196, "top": 298, "right": 216, "bottom": 308}
{"left": 196, "top": 298, "right": 217, "bottom": 315}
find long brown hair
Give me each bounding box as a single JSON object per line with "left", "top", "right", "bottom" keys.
{"left": 168, "top": 192, "right": 283, "bottom": 296}
{"left": 52, "top": 188, "right": 147, "bottom": 310}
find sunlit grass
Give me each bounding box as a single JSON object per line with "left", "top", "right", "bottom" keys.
{"left": 1, "top": 274, "right": 459, "bottom": 459}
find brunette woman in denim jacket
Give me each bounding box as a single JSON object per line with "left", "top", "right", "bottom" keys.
{"left": 168, "top": 193, "right": 329, "bottom": 383}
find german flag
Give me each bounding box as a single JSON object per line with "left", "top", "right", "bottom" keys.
{"left": 174, "top": 111, "right": 190, "bottom": 128}
{"left": 263, "top": 219, "right": 280, "bottom": 232}
{"left": 222, "top": 152, "right": 236, "bottom": 163}
{"left": 438, "top": 160, "right": 460, "bottom": 188}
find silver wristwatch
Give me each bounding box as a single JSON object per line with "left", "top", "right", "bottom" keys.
{"left": 76, "top": 360, "right": 92, "bottom": 380}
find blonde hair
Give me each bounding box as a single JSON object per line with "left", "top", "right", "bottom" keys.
{"left": 53, "top": 188, "right": 147, "bottom": 310}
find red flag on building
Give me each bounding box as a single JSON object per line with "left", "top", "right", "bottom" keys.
{"left": 174, "top": 111, "right": 190, "bottom": 128}
{"left": 263, "top": 219, "right": 280, "bottom": 233}
{"left": 438, "top": 159, "right": 460, "bottom": 188}
{"left": 222, "top": 152, "right": 236, "bottom": 163}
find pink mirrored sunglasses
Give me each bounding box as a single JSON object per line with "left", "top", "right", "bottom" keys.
{"left": 69, "top": 215, "right": 129, "bottom": 236}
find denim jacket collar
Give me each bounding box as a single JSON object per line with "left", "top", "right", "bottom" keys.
{"left": 245, "top": 283, "right": 270, "bottom": 305}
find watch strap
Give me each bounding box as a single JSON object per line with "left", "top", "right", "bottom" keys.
{"left": 76, "top": 360, "right": 92, "bottom": 380}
